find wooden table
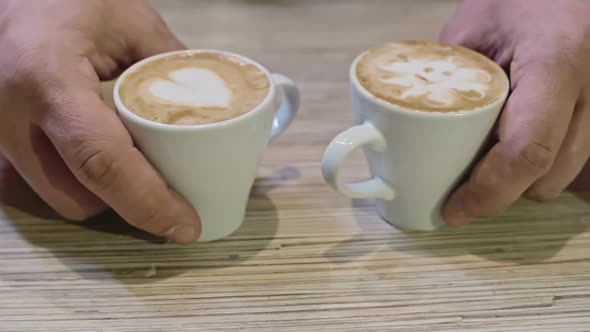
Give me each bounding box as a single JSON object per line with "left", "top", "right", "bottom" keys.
{"left": 2, "top": 1, "right": 590, "bottom": 331}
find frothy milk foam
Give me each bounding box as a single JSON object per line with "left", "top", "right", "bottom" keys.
{"left": 356, "top": 41, "right": 509, "bottom": 112}
{"left": 119, "top": 52, "right": 270, "bottom": 125}
{"left": 149, "top": 68, "right": 232, "bottom": 108}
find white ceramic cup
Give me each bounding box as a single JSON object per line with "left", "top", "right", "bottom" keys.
{"left": 114, "top": 50, "right": 299, "bottom": 241}
{"left": 322, "top": 51, "right": 509, "bottom": 231}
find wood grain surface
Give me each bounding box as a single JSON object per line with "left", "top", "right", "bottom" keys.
{"left": 2, "top": 1, "right": 590, "bottom": 331}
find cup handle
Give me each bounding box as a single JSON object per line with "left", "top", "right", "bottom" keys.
{"left": 270, "top": 73, "right": 300, "bottom": 143}
{"left": 322, "top": 122, "right": 395, "bottom": 200}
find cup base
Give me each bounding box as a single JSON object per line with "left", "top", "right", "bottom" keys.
{"left": 198, "top": 226, "right": 240, "bottom": 242}
{"left": 196, "top": 212, "right": 246, "bottom": 242}
{"left": 376, "top": 202, "right": 446, "bottom": 232}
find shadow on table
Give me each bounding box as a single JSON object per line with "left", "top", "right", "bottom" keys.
{"left": 394, "top": 159, "right": 590, "bottom": 265}
{"left": 1, "top": 161, "right": 298, "bottom": 285}
{"left": 238, "top": 0, "right": 293, "bottom": 6}
{"left": 400, "top": 212, "right": 589, "bottom": 265}
{"left": 325, "top": 193, "right": 590, "bottom": 266}
{"left": 322, "top": 198, "right": 388, "bottom": 263}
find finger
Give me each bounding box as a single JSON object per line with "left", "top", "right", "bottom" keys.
{"left": 439, "top": 9, "right": 485, "bottom": 51}
{"left": 38, "top": 84, "right": 201, "bottom": 244}
{"left": 526, "top": 99, "right": 590, "bottom": 200}
{"left": 123, "top": 4, "right": 186, "bottom": 61}
{"left": 3, "top": 123, "right": 106, "bottom": 220}
{"left": 439, "top": 3, "right": 512, "bottom": 69}
{"left": 443, "top": 61, "right": 579, "bottom": 226}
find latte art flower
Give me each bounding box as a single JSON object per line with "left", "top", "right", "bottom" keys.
{"left": 356, "top": 41, "right": 507, "bottom": 112}
{"left": 380, "top": 57, "right": 492, "bottom": 107}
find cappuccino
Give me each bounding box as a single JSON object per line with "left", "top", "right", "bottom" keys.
{"left": 356, "top": 41, "right": 509, "bottom": 112}
{"left": 119, "top": 52, "right": 270, "bottom": 125}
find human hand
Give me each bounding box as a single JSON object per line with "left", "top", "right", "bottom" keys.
{"left": 0, "top": 0, "right": 201, "bottom": 243}
{"left": 440, "top": 0, "right": 590, "bottom": 225}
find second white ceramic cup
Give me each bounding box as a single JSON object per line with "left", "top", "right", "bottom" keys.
{"left": 322, "top": 51, "right": 509, "bottom": 231}
{"left": 114, "top": 50, "right": 299, "bottom": 241}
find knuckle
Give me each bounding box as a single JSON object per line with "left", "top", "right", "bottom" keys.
{"left": 464, "top": 165, "right": 503, "bottom": 215}
{"left": 6, "top": 46, "right": 50, "bottom": 88}
{"left": 4, "top": 47, "right": 67, "bottom": 119}
{"left": 465, "top": 191, "right": 498, "bottom": 218}
{"left": 42, "top": 87, "right": 78, "bottom": 118}
{"left": 144, "top": 7, "right": 169, "bottom": 31}
{"left": 525, "top": 185, "right": 560, "bottom": 203}
{"left": 534, "top": 31, "right": 586, "bottom": 74}
{"left": 554, "top": 29, "right": 586, "bottom": 55}
{"left": 131, "top": 205, "right": 166, "bottom": 235}
{"left": 462, "top": 191, "right": 488, "bottom": 217}
{"left": 515, "top": 140, "right": 555, "bottom": 176}
{"left": 74, "top": 147, "right": 119, "bottom": 191}
{"left": 5, "top": 58, "right": 39, "bottom": 92}
{"left": 518, "top": 40, "right": 581, "bottom": 81}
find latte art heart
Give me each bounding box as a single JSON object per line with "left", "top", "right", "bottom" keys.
{"left": 119, "top": 52, "right": 270, "bottom": 125}
{"left": 356, "top": 41, "right": 509, "bottom": 113}
{"left": 149, "top": 68, "right": 232, "bottom": 108}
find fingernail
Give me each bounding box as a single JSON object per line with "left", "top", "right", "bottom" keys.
{"left": 165, "top": 224, "right": 196, "bottom": 244}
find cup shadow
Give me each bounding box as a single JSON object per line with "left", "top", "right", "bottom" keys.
{"left": 1, "top": 156, "right": 298, "bottom": 285}
{"left": 325, "top": 193, "right": 590, "bottom": 267}
{"left": 398, "top": 203, "right": 589, "bottom": 265}
{"left": 323, "top": 198, "right": 388, "bottom": 264}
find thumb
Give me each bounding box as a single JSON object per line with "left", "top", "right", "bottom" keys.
{"left": 40, "top": 86, "right": 202, "bottom": 243}
{"left": 32, "top": 55, "right": 201, "bottom": 243}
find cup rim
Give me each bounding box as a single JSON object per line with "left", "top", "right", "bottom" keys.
{"left": 113, "top": 49, "right": 276, "bottom": 132}
{"left": 349, "top": 50, "right": 510, "bottom": 119}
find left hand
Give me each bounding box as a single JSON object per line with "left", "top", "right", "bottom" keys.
{"left": 0, "top": 0, "right": 201, "bottom": 243}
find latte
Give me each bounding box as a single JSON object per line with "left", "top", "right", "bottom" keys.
{"left": 119, "top": 52, "right": 270, "bottom": 125}
{"left": 356, "top": 41, "right": 509, "bottom": 112}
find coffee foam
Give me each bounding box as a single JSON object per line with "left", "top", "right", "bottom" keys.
{"left": 119, "top": 52, "right": 270, "bottom": 125}
{"left": 149, "top": 68, "right": 232, "bottom": 107}
{"left": 356, "top": 41, "right": 509, "bottom": 112}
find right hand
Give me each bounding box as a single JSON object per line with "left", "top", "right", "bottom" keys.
{"left": 440, "top": 0, "right": 590, "bottom": 226}
{"left": 0, "top": 0, "right": 201, "bottom": 244}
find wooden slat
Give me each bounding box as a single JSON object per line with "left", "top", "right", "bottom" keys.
{"left": 2, "top": 0, "right": 590, "bottom": 331}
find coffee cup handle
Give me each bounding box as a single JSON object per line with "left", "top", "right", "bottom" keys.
{"left": 322, "top": 122, "right": 395, "bottom": 200}
{"left": 269, "top": 73, "right": 300, "bottom": 143}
